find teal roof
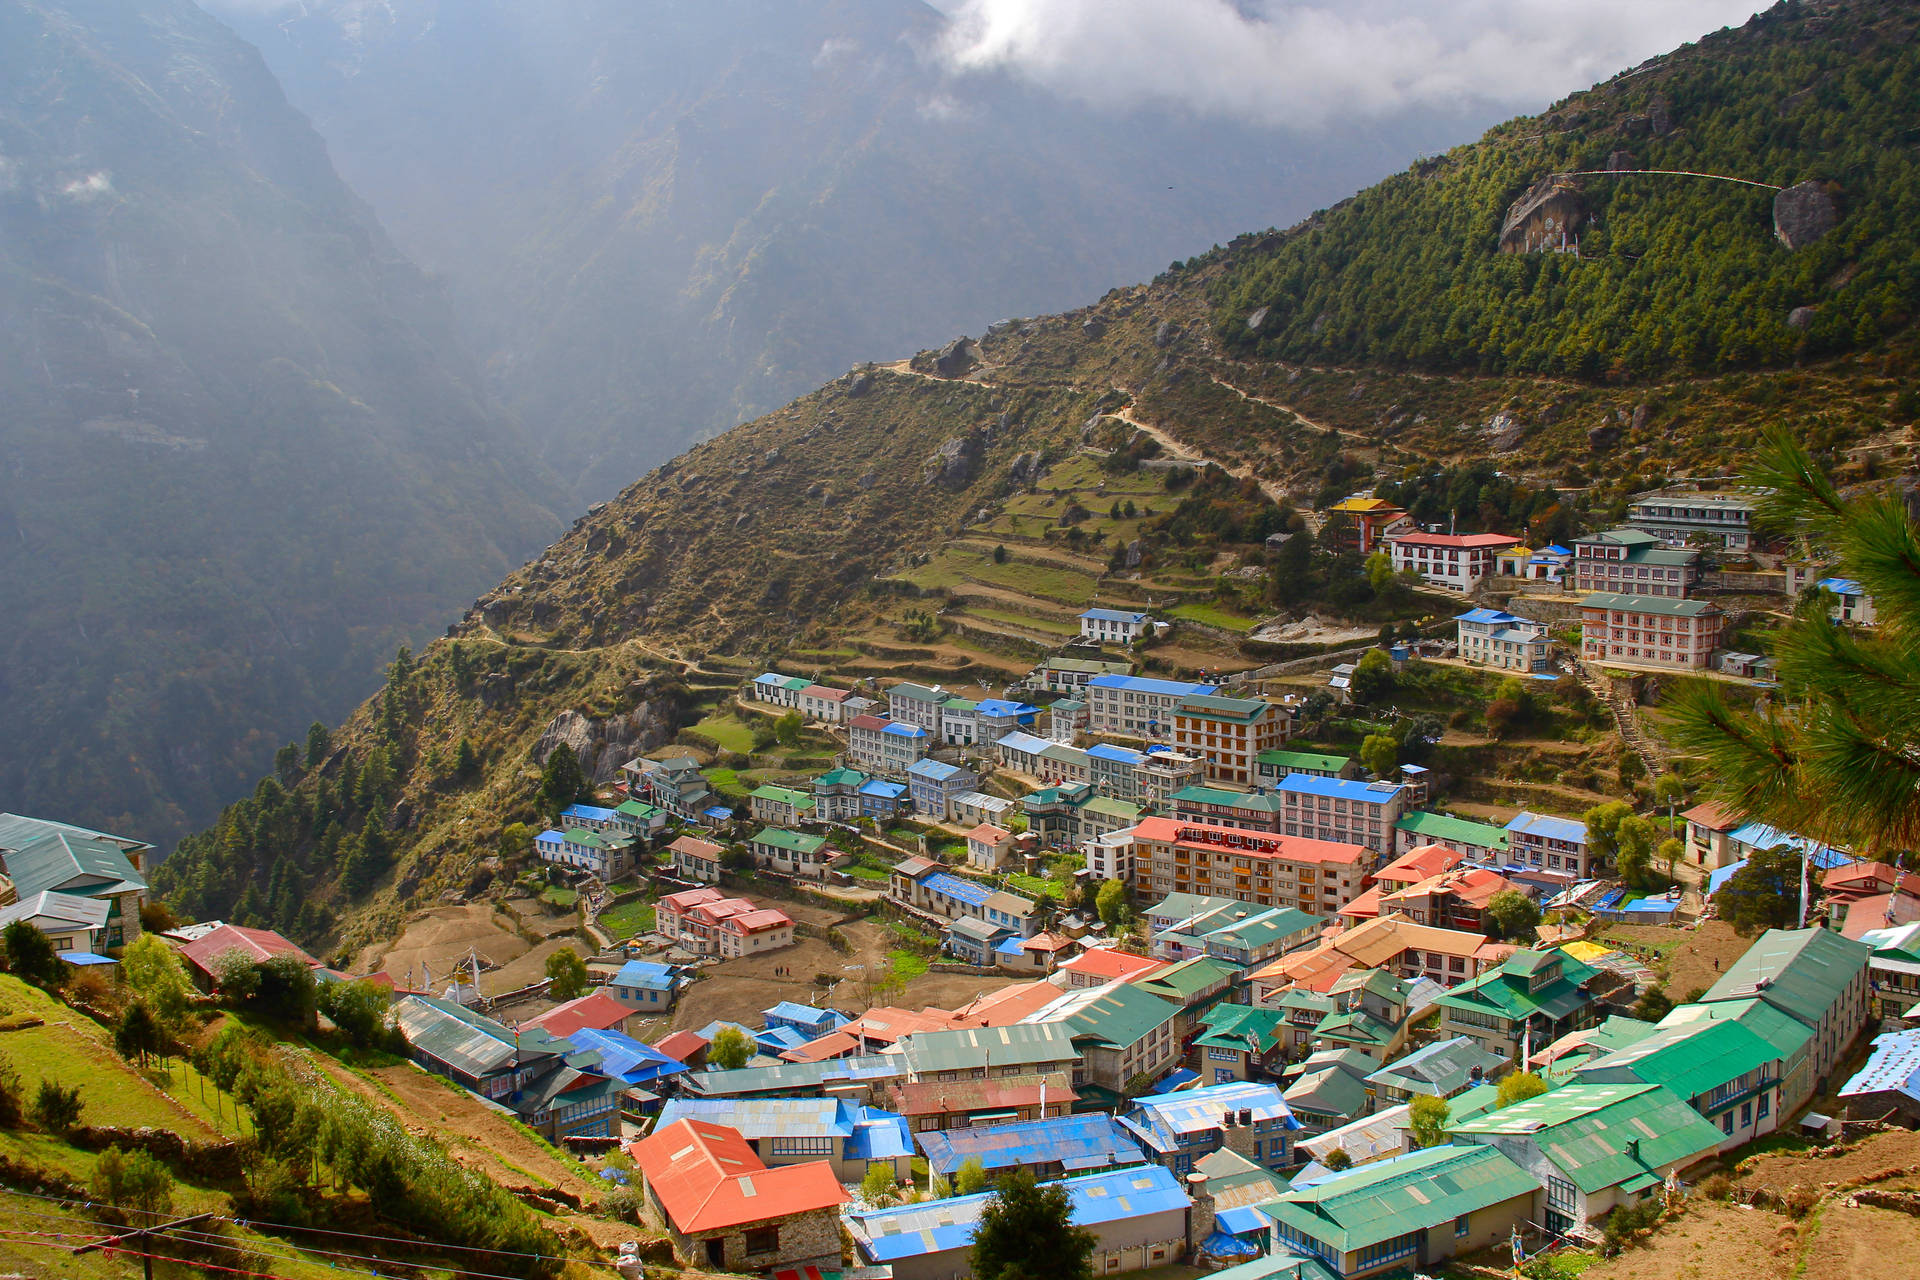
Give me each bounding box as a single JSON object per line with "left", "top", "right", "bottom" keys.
{"left": 1394, "top": 810, "right": 1511, "bottom": 850}
{"left": 1261, "top": 1145, "right": 1539, "bottom": 1253}
{"left": 1174, "top": 786, "right": 1286, "bottom": 814}
{"left": 1445, "top": 1081, "right": 1504, "bottom": 1126}
{"left": 1206, "top": 908, "right": 1322, "bottom": 953}
{"left": 0, "top": 816, "right": 148, "bottom": 900}
{"left": 1065, "top": 982, "right": 1184, "bottom": 1051}
{"left": 1452, "top": 1082, "right": 1725, "bottom": 1195}
{"left": 1580, "top": 592, "right": 1717, "bottom": 617}
{"left": 1578, "top": 1018, "right": 1780, "bottom": 1103}
{"left": 1135, "top": 955, "right": 1239, "bottom": 1002}
{"left": 816, "top": 767, "right": 868, "bottom": 787}
{"left": 900, "top": 1023, "right": 1078, "bottom": 1075}
{"left": 750, "top": 785, "right": 816, "bottom": 809}
{"left": 1700, "top": 927, "right": 1870, "bottom": 1031}
{"left": 1659, "top": 998, "right": 1812, "bottom": 1060}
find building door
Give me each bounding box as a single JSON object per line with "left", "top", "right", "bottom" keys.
{"left": 705, "top": 1239, "right": 725, "bottom": 1267}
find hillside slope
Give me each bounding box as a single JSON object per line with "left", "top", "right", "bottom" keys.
{"left": 0, "top": 0, "right": 566, "bottom": 846}
{"left": 156, "top": 0, "right": 1920, "bottom": 948}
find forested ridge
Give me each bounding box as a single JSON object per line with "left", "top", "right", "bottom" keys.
{"left": 1210, "top": 0, "right": 1920, "bottom": 380}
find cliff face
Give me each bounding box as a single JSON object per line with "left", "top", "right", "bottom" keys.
{"left": 0, "top": 0, "right": 566, "bottom": 845}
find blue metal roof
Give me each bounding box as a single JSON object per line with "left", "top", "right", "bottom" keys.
{"left": 1278, "top": 775, "right": 1403, "bottom": 803}
{"left": 765, "top": 1001, "right": 841, "bottom": 1032}
{"left": 1818, "top": 577, "right": 1865, "bottom": 596}
{"left": 921, "top": 872, "right": 992, "bottom": 907}
{"left": 755, "top": 1025, "right": 812, "bottom": 1053}
{"left": 1455, "top": 608, "right": 1525, "bottom": 624}
{"left": 1087, "top": 674, "right": 1220, "bottom": 696}
{"left": 1728, "top": 822, "right": 1852, "bottom": 867}
{"left": 1124, "top": 1082, "right": 1296, "bottom": 1151}
{"left": 1616, "top": 895, "right": 1680, "bottom": 914}
{"left": 1840, "top": 1029, "right": 1920, "bottom": 1103}
{"left": 995, "top": 730, "right": 1055, "bottom": 755}
{"left": 995, "top": 934, "right": 1029, "bottom": 956}
{"left": 1081, "top": 608, "right": 1150, "bottom": 623}
{"left": 701, "top": 806, "right": 734, "bottom": 819}
{"left": 917, "top": 1112, "right": 1145, "bottom": 1175}
{"left": 976, "top": 699, "right": 1038, "bottom": 718}
{"left": 658, "top": 1097, "right": 857, "bottom": 1140}
{"left": 847, "top": 1106, "right": 915, "bottom": 1160}
{"left": 1087, "top": 743, "right": 1147, "bottom": 765}
{"left": 908, "top": 758, "right": 969, "bottom": 781}
{"left": 612, "top": 960, "right": 678, "bottom": 990}
{"left": 536, "top": 828, "right": 566, "bottom": 843}
{"left": 562, "top": 804, "right": 618, "bottom": 822}
{"left": 1216, "top": 1206, "right": 1273, "bottom": 1236}
{"left": 858, "top": 779, "right": 909, "bottom": 799}
{"left": 1506, "top": 811, "right": 1589, "bottom": 843}
{"left": 851, "top": 1165, "right": 1186, "bottom": 1261}
{"left": 564, "top": 1029, "right": 688, "bottom": 1085}
{"left": 883, "top": 722, "right": 929, "bottom": 738}
{"left": 1149, "top": 1068, "right": 1200, "bottom": 1094}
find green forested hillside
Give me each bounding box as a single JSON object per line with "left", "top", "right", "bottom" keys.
{"left": 1213, "top": 0, "right": 1920, "bottom": 379}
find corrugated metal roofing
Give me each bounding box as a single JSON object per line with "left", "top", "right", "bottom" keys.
{"left": 916, "top": 1112, "right": 1145, "bottom": 1174}
{"left": 1087, "top": 674, "right": 1220, "bottom": 697}
{"left": 850, "top": 1164, "right": 1187, "bottom": 1262}
{"left": 920, "top": 873, "right": 991, "bottom": 907}
{"left": 1701, "top": 926, "right": 1870, "bottom": 1030}
{"left": 681, "top": 1054, "right": 905, "bottom": 1097}
{"left": 899, "top": 1023, "right": 1078, "bottom": 1075}
{"left": 657, "top": 1097, "right": 858, "bottom": 1141}
{"left": 1505, "top": 811, "right": 1588, "bottom": 843}
{"left": 1124, "top": 1081, "right": 1296, "bottom": 1151}
{"left": 1452, "top": 1082, "right": 1724, "bottom": 1194}
{"left": 1364, "top": 1036, "right": 1502, "bottom": 1096}
{"left": 1261, "top": 1144, "right": 1539, "bottom": 1253}
{"left": 1578, "top": 1018, "right": 1779, "bottom": 1102}
{"left": 1278, "top": 775, "right": 1404, "bottom": 804}
{"left": 1840, "top": 1029, "right": 1920, "bottom": 1101}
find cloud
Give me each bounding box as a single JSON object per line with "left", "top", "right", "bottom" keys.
{"left": 934, "top": 0, "right": 1771, "bottom": 128}
{"left": 61, "top": 171, "right": 114, "bottom": 201}
{"left": 815, "top": 36, "right": 860, "bottom": 67}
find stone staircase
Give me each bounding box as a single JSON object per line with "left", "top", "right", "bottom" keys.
{"left": 1571, "top": 660, "right": 1671, "bottom": 775}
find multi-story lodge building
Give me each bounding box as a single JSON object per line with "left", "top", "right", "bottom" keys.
{"left": 1454, "top": 609, "right": 1551, "bottom": 673}
{"left": 1085, "top": 674, "right": 1219, "bottom": 737}
{"left": 1579, "top": 593, "right": 1723, "bottom": 670}
{"left": 1170, "top": 696, "right": 1294, "bottom": 787}
{"left": 1385, "top": 531, "right": 1518, "bottom": 592}
{"left": 1129, "top": 815, "right": 1371, "bottom": 918}
{"left": 1627, "top": 488, "right": 1756, "bottom": 552}
{"left": 1276, "top": 775, "right": 1409, "bottom": 856}
{"left": 1572, "top": 529, "right": 1702, "bottom": 598}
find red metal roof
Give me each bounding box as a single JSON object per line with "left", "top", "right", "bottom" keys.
{"left": 629, "top": 1119, "right": 845, "bottom": 1233}
{"left": 1131, "top": 815, "right": 1368, "bottom": 866}
{"left": 654, "top": 1030, "right": 709, "bottom": 1063}
{"left": 1386, "top": 531, "right": 1519, "bottom": 549}
{"left": 1370, "top": 843, "right": 1465, "bottom": 887}
{"left": 1057, "top": 949, "right": 1168, "bottom": 983}
{"left": 520, "top": 990, "right": 635, "bottom": 1038}
{"left": 177, "top": 924, "right": 320, "bottom": 978}
{"left": 669, "top": 835, "right": 725, "bottom": 859}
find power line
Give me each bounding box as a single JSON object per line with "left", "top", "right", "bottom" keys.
{"left": 1558, "top": 168, "right": 1783, "bottom": 191}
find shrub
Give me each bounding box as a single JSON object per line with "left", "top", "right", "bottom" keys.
{"left": 1600, "top": 1198, "right": 1664, "bottom": 1253}
{"left": 1, "top": 922, "right": 61, "bottom": 987}
{"left": 30, "top": 1079, "right": 83, "bottom": 1135}
{"left": 0, "top": 1060, "right": 22, "bottom": 1128}
{"left": 91, "top": 1145, "right": 174, "bottom": 1222}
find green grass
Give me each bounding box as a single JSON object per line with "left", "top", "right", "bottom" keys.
{"left": 886, "top": 950, "right": 931, "bottom": 982}
{"left": 539, "top": 886, "right": 580, "bottom": 909}
{"left": 1003, "top": 872, "right": 1056, "bottom": 897}
{"left": 0, "top": 1003, "right": 218, "bottom": 1138}
{"left": 964, "top": 606, "right": 1078, "bottom": 636}
{"left": 847, "top": 865, "right": 889, "bottom": 882}
{"left": 1168, "top": 601, "right": 1259, "bottom": 633}
{"left": 693, "top": 711, "right": 760, "bottom": 754}
{"left": 599, "top": 899, "right": 656, "bottom": 938}
{"left": 707, "top": 767, "right": 740, "bottom": 788}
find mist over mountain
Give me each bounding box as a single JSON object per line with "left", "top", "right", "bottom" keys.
{"left": 0, "top": 0, "right": 565, "bottom": 845}
{"left": 210, "top": 0, "right": 1503, "bottom": 499}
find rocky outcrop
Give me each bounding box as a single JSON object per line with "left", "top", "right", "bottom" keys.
{"left": 1008, "top": 450, "right": 1044, "bottom": 484}
{"left": 1788, "top": 305, "right": 1818, "bottom": 329}
{"left": 532, "top": 694, "right": 681, "bottom": 784}
{"left": 1482, "top": 412, "right": 1528, "bottom": 452}
{"left": 1500, "top": 175, "right": 1587, "bottom": 254}
{"left": 922, "top": 432, "right": 985, "bottom": 489}
{"left": 912, "top": 337, "right": 979, "bottom": 378}
{"left": 1774, "top": 180, "right": 1839, "bottom": 248}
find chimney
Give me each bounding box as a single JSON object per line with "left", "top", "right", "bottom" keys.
{"left": 1221, "top": 1115, "right": 1257, "bottom": 1160}
{"left": 1185, "top": 1172, "right": 1216, "bottom": 1257}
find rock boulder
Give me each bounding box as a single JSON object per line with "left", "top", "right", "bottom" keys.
{"left": 1774, "top": 180, "right": 1838, "bottom": 249}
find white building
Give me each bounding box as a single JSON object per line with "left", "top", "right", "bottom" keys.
{"left": 1085, "top": 674, "right": 1220, "bottom": 737}
{"left": 1454, "top": 609, "right": 1551, "bottom": 673}
{"left": 1078, "top": 608, "right": 1152, "bottom": 645}
{"left": 1385, "top": 531, "right": 1518, "bottom": 592}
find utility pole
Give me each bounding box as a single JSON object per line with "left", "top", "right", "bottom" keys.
{"left": 75, "top": 1212, "right": 218, "bottom": 1280}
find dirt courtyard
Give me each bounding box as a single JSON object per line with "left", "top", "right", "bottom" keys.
{"left": 667, "top": 917, "right": 1021, "bottom": 1034}
{"left": 355, "top": 902, "right": 588, "bottom": 997}
{"left": 1597, "top": 920, "right": 1758, "bottom": 999}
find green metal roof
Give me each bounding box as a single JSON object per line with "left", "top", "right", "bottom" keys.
{"left": 1700, "top": 927, "right": 1870, "bottom": 1032}
{"left": 1065, "top": 982, "right": 1183, "bottom": 1051}
{"left": 889, "top": 682, "right": 944, "bottom": 702}
{"left": 1173, "top": 786, "right": 1286, "bottom": 813}
{"left": 749, "top": 785, "right": 816, "bottom": 809}
{"left": 562, "top": 828, "right": 609, "bottom": 848}
{"left": 1261, "top": 1144, "right": 1539, "bottom": 1253}
{"left": 1434, "top": 951, "right": 1598, "bottom": 1025}
{"left": 614, "top": 799, "right": 662, "bottom": 818}
{"left": 1394, "top": 810, "right": 1511, "bottom": 850}
{"left": 1660, "top": 998, "right": 1812, "bottom": 1061}
{"left": 1256, "top": 749, "right": 1352, "bottom": 774}
{"left": 1196, "top": 1004, "right": 1287, "bottom": 1054}
{"left": 1452, "top": 1082, "right": 1725, "bottom": 1195}
{"left": 1147, "top": 892, "right": 1244, "bottom": 921}
{"left": 1082, "top": 797, "right": 1146, "bottom": 821}
{"left": 942, "top": 698, "right": 979, "bottom": 712}
{"left": 751, "top": 827, "right": 827, "bottom": 854}
{"left": 1207, "top": 908, "right": 1321, "bottom": 952}
{"left": 1580, "top": 592, "right": 1718, "bottom": 617}
{"left": 1578, "top": 1018, "right": 1780, "bottom": 1104}
{"left": 1445, "top": 1082, "right": 1504, "bottom": 1126}
{"left": 816, "top": 767, "right": 868, "bottom": 787}
{"left": 1134, "top": 955, "right": 1239, "bottom": 1002}
{"left": 900, "top": 1023, "right": 1078, "bottom": 1074}
{"left": 1312, "top": 1009, "right": 1394, "bottom": 1047}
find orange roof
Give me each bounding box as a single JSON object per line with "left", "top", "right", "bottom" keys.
{"left": 178, "top": 925, "right": 320, "bottom": 978}
{"left": 964, "top": 823, "right": 1013, "bottom": 844}
{"left": 1055, "top": 948, "right": 1169, "bottom": 984}
{"left": 1250, "top": 912, "right": 1504, "bottom": 996}
{"left": 1371, "top": 843, "right": 1465, "bottom": 888}
{"left": 888, "top": 1071, "right": 1077, "bottom": 1117}
{"left": 1680, "top": 801, "right": 1742, "bottom": 831}
{"left": 520, "top": 990, "right": 635, "bottom": 1038}
{"left": 654, "top": 1030, "right": 709, "bottom": 1062}
{"left": 1251, "top": 941, "right": 1356, "bottom": 993}
{"left": 1023, "top": 931, "right": 1075, "bottom": 953}
{"left": 1130, "top": 816, "right": 1368, "bottom": 867}
{"left": 1337, "top": 885, "right": 1386, "bottom": 922}
{"left": 1840, "top": 892, "right": 1920, "bottom": 939}
{"left": 724, "top": 907, "right": 794, "bottom": 934}
{"left": 781, "top": 1007, "right": 963, "bottom": 1062}
{"left": 1379, "top": 867, "right": 1514, "bottom": 912}
{"left": 952, "top": 981, "right": 1067, "bottom": 1027}
{"left": 1329, "top": 496, "right": 1404, "bottom": 515}
{"left": 630, "top": 1119, "right": 845, "bottom": 1233}
{"left": 1822, "top": 862, "right": 1900, "bottom": 897}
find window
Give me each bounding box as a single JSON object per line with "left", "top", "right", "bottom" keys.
{"left": 1456, "top": 1214, "right": 1471, "bottom": 1238}
{"left": 1758, "top": 1090, "right": 1771, "bottom": 1119}
{"left": 744, "top": 1227, "right": 780, "bottom": 1256}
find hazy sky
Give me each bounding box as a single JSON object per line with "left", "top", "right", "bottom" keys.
{"left": 931, "top": 0, "right": 1773, "bottom": 128}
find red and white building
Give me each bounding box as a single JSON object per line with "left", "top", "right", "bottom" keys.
{"left": 630, "top": 1119, "right": 846, "bottom": 1274}
{"left": 797, "top": 684, "right": 854, "bottom": 723}
{"left": 657, "top": 887, "right": 794, "bottom": 957}
{"left": 1128, "top": 816, "right": 1373, "bottom": 918}
{"left": 175, "top": 923, "right": 322, "bottom": 992}
{"left": 1385, "top": 531, "right": 1519, "bottom": 593}
{"left": 1054, "top": 947, "right": 1172, "bottom": 990}
{"left": 1579, "top": 593, "right": 1723, "bottom": 670}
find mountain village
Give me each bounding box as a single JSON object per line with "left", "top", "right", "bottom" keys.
{"left": 4, "top": 479, "right": 1916, "bottom": 1280}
